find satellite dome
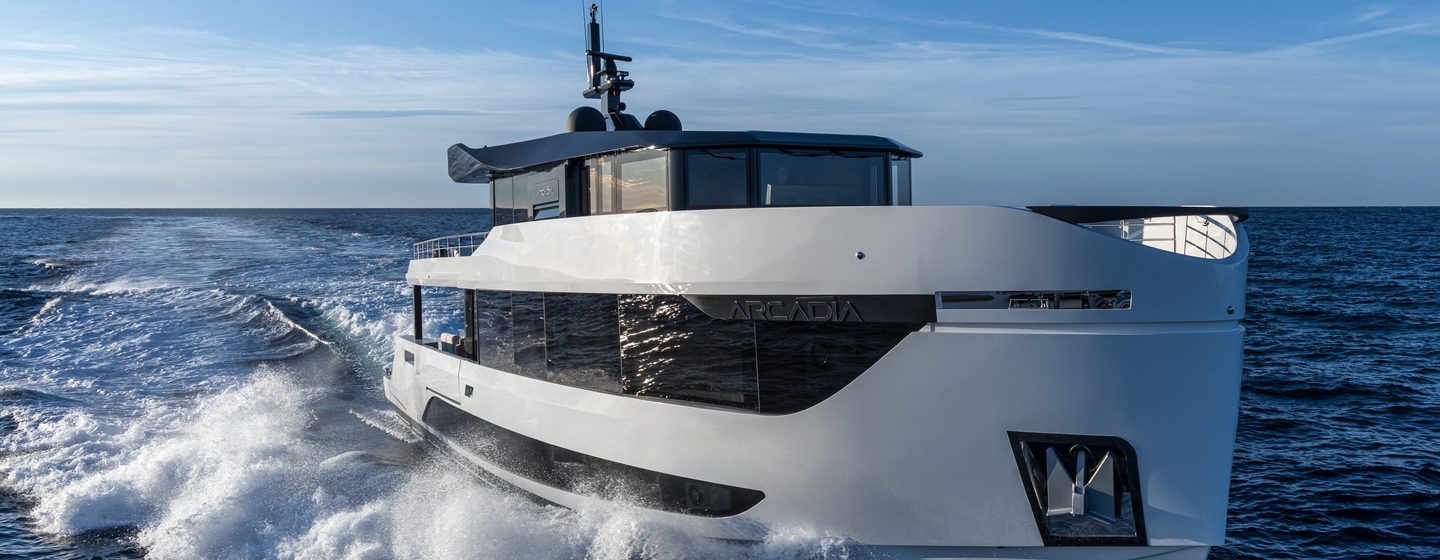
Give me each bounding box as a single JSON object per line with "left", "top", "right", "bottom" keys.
{"left": 644, "top": 110, "right": 682, "bottom": 131}
{"left": 567, "top": 106, "right": 608, "bottom": 132}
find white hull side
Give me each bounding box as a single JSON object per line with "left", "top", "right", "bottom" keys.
{"left": 387, "top": 320, "right": 1238, "bottom": 553}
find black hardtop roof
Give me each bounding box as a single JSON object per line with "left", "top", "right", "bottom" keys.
{"left": 448, "top": 130, "right": 923, "bottom": 183}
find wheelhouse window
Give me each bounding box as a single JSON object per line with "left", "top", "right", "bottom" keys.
{"left": 891, "top": 155, "right": 912, "bottom": 206}
{"left": 758, "top": 149, "right": 887, "bottom": 207}
{"left": 491, "top": 176, "right": 514, "bottom": 226}
{"left": 685, "top": 149, "right": 749, "bottom": 209}
{"left": 584, "top": 150, "right": 669, "bottom": 214}
{"left": 587, "top": 156, "right": 617, "bottom": 215}
{"left": 616, "top": 150, "right": 668, "bottom": 213}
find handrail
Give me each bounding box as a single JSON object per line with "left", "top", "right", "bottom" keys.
{"left": 413, "top": 232, "right": 488, "bottom": 260}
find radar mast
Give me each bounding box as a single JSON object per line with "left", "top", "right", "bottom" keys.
{"left": 582, "top": 4, "right": 640, "bottom": 130}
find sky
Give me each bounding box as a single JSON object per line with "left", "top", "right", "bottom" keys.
{"left": 1, "top": 0, "right": 1438, "bottom": 207}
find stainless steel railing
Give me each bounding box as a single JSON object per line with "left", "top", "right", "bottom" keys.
{"left": 413, "top": 232, "right": 488, "bottom": 260}
{"left": 1082, "top": 214, "right": 1239, "bottom": 259}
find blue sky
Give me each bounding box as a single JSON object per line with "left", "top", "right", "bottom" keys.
{"left": 1, "top": 1, "right": 1438, "bottom": 207}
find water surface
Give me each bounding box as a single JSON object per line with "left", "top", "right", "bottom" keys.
{"left": 0, "top": 208, "right": 1436, "bottom": 559}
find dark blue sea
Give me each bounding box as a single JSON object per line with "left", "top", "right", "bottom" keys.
{"left": 0, "top": 208, "right": 1436, "bottom": 559}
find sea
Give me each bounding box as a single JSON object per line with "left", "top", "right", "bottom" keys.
{"left": 0, "top": 207, "right": 1436, "bottom": 559}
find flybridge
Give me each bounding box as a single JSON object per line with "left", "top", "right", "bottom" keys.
{"left": 443, "top": 3, "right": 922, "bottom": 227}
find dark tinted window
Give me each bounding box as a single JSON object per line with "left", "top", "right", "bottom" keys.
{"left": 685, "top": 149, "right": 748, "bottom": 209}
{"left": 619, "top": 295, "right": 758, "bottom": 410}
{"left": 511, "top": 292, "right": 546, "bottom": 377}
{"left": 544, "top": 293, "right": 621, "bottom": 392}
{"left": 758, "top": 149, "right": 887, "bottom": 207}
{"left": 492, "top": 176, "right": 514, "bottom": 226}
{"left": 473, "top": 290, "right": 512, "bottom": 369}
{"left": 462, "top": 289, "right": 915, "bottom": 414}
{"left": 756, "top": 321, "right": 916, "bottom": 414}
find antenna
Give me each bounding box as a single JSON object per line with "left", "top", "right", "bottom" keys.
{"left": 582, "top": 3, "right": 640, "bottom": 130}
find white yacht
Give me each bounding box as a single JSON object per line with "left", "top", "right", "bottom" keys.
{"left": 386, "top": 8, "right": 1247, "bottom": 559}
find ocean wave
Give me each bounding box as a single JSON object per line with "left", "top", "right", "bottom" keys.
{"left": 39, "top": 276, "right": 176, "bottom": 296}
{"left": 0, "top": 388, "right": 74, "bottom": 406}
{"left": 7, "top": 372, "right": 318, "bottom": 551}
{"left": 3, "top": 368, "right": 871, "bottom": 560}
{"left": 347, "top": 409, "right": 422, "bottom": 445}
{"left": 0, "top": 290, "right": 55, "bottom": 336}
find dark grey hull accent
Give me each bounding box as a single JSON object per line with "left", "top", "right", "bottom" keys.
{"left": 423, "top": 396, "right": 766, "bottom": 517}
{"left": 683, "top": 294, "right": 937, "bottom": 323}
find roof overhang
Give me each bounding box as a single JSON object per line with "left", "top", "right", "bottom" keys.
{"left": 448, "top": 130, "right": 923, "bottom": 183}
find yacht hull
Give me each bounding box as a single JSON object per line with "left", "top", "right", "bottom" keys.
{"left": 387, "top": 206, "right": 1245, "bottom": 556}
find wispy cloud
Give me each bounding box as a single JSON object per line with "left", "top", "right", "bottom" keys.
{"left": 1353, "top": 6, "right": 1396, "bottom": 25}
{"left": 1276, "top": 23, "right": 1429, "bottom": 53}
{"left": 2, "top": 5, "right": 1439, "bottom": 207}
{"left": 298, "top": 109, "right": 490, "bottom": 119}
{"left": 739, "top": 3, "right": 1223, "bottom": 57}
{"left": 927, "top": 19, "right": 1221, "bottom": 57}
{"left": 655, "top": 12, "right": 865, "bottom": 52}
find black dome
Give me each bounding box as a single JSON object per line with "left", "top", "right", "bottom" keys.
{"left": 566, "top": 106, "right": 607, "bottom": 132}
{"left": 644, "top": 110, "right": 682, "bottom": 131}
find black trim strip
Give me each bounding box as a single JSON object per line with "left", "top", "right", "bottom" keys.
{"left": 683, "top": 294, "right": 937, "bottom": 323}
{"left": 422, "top": 397, "right": 766, "bottom": 517}
{"left": 1026, "top": 205, "right": 1248, "bottom": 224}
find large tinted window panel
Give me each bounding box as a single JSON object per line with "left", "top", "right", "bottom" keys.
{"left": 492, "top": 176, "right": 514, "bottom": 226}
{"left": 511, "top": 291, "right": 546, "bottom": 377}
{"left": 685, "top": 149, "right": 748, "bottom": 209}
{"left": 617, "top": 151, "right": 668, "bottom": 213}
{"left": 758, "top": 149, "right": 886, "bottom": 207}
{"left": 756, "top": 322, "right": 917, "bottom": 414}
{"left": 473, "top": 290, "right": 512, "bottom": 369}
{"left": 544, "top": 292, "right": 621, "bottom": 392}
{"left": 619, "top": 295, "right": 757, "bottom": 410}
